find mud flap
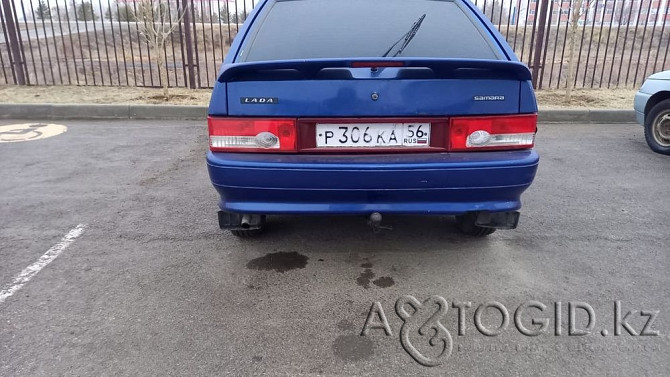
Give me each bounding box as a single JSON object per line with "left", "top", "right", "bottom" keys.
{"left": 474, "top": 211, "right": 520, "bottom": 229}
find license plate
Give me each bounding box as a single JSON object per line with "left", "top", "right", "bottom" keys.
{"left": 316, "top": 123, "right": 431, "bottom": 148}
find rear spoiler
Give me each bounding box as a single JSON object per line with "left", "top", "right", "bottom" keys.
{"left": 217, "top": 58, "right": 532, "bottom": 82}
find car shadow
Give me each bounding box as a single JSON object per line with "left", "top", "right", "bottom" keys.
{"left": 229, "top": 214, "right": 495, "bottom": 256}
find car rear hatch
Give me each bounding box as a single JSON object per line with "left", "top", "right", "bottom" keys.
{"left": 219, "top": 59, "right": 528, "bottom": 118}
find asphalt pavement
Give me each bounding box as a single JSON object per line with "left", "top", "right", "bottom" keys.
{"left": 0, "top": 119, "right": 668, "bottom": 376}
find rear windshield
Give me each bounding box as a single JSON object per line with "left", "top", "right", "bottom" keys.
{"left": 238, "top": 0, "right": 500, "bottom": 62}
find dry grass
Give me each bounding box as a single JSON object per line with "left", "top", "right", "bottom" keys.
{"left": 535, "top": 88, "right": 637, "bottom": 109}
{"left": 0, "top": 85, "right": 637, "bottom": 109}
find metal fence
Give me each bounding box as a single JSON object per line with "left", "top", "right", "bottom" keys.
{"left": 1, "top": 0, "right": 669, "bottom": 89}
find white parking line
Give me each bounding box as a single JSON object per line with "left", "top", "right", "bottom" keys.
{"left": 0, "top": 224, "right": 87, "bottom": 305}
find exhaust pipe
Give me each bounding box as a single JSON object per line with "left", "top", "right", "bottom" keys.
{"left": 218, "top": 211, "right": 265, "bottom": 230}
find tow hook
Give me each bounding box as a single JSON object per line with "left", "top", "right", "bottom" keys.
{"left": 367, "top": 212, "right": 391, "bottom": 233}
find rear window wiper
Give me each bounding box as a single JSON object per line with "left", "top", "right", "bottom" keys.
{"left": 381, "top": 14, "right": 427, "bottom": 58}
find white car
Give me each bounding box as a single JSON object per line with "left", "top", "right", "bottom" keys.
{"left": 634, "top": 71, "right": 670, "bottom": 155}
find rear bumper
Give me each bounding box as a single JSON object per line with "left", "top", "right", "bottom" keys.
{"left": 207, "top": 150, "right": 539, "bottom": 215}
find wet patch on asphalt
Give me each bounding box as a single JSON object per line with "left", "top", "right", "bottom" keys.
{"left": 372, "top": 276, "right": 395, "bottom": 288}
{"left": 356, "top": 269, "right": 375, "bottom": 289}
{"left": 246, "top": 251, "right": 308, "bottom": 273}
{"left": 356, "top": 261, "right": 395, "bottom": 288}
{"left": 336, "top": 319, "right": 355, "bottom": 332}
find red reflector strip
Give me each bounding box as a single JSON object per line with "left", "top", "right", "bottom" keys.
{"left": 208, "top": 117, "right": 297, "bottom": 153}
{"left": 448, "top": 114, "right": 537, "bottom": 151}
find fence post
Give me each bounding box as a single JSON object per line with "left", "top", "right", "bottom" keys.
{"left": 1, "top": 0, "right": 26, "bottom": 85}
{"left": 181, "top": 0, "right": 197, "bottom": 89}
{"left": 531, "top": 0, "right": 550, "bottom": 89}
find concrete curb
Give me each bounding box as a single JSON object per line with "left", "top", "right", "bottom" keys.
{"left": 537, "top": 109, "right": 637, "bottom": 124}
{"left": 0, "top": 103, "right": 207, "bottom": 121}
{"left": 0, "top": 103, "right": 637, "bottom": 123}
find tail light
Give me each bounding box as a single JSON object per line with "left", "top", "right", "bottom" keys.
{"left": 448, "top": 114, "right": 537, "bottom": 151}
{"left": 208, "top": 117, "right": 297, "bottom": 152}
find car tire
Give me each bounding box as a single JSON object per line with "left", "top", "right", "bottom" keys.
{"left": 644, "top": 99, "right": 670, "bottom": 156}
{"left": 455, "top": 212, "right": 496, "bottom": 237}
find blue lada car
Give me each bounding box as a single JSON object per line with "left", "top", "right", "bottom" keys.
{"left": 207, "top": 0, "right": 539, "bottom": 237}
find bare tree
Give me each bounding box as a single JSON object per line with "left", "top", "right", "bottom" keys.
{"left": 615, "top": 1, "right": 634, "bottom": 26}
{"left": 135, "top": 0, "right": 185, "bottom": 100}
{"left": 565, "top": 0, "right": 594, "bottom": 102}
